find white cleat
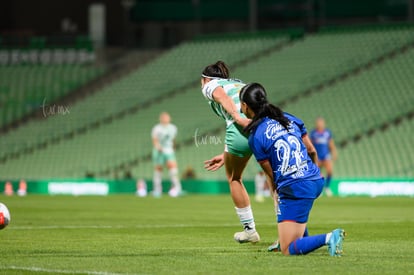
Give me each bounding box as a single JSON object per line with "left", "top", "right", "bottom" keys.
{"left": 234, "top": 231, "right": 260, "bottom": 244}
{"left": 168, "top": 188, "right": 184, "bottom": 197}
{"left": 325, "top": 188, "right": 333, "bottom": 197}
{"left": 255, "top": 195, "right": 265, "bottom": 203}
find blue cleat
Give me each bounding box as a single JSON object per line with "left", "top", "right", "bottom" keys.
{"left": 328, "top": 229, "right": 346, "bottom": 256}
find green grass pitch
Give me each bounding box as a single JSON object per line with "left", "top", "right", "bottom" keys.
{"left": 0, "top": 194, "right": 413, "bottom": 274}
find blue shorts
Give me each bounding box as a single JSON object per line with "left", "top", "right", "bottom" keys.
{"left": 318, "top": 153, "right": 332, "bottom": 161}
{"left": 277, "top": 197, "right": 315, "bottom": 224}
{"left": 276, "top": 178, "right": 324, "bottom": 223}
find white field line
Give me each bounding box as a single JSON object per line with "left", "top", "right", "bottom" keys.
{"left": 0, "top": 265, "right": 137, "bottom": 275}
{"left": 7, "top": 219, "right": 411, "bottom": 230}
{"left": 8, "top": 224, "right": 232, "bottom": 230}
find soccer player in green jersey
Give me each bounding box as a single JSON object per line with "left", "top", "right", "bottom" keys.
{"left": 201, "top": 61, "right": 260, "bottom": 244}
{"left": 151, "top": 112, "right": 182, "bottom": 197}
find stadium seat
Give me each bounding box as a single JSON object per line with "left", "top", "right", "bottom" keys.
{"left": 0, "top": 25, "right": 413, "bottom": 180}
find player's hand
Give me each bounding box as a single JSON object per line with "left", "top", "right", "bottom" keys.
{"left": 204, "top": 154, "right": 224, "bottom": 171}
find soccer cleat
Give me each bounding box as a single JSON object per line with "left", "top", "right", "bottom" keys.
{"left": 255, "top": 195, "right": 265, "bottom": 203}
{"left": 234, "top": 230, "right": 260, "bottom": 244}
{"left": 325, "top": 188, "right": 333, "bottom": 197}
{"left": 267, "top": 240, "right": 281, "bottom": 252}
{"left": 328, "top": 228, "right": 346, "bottom": 256}
{"left": 152, "top": 191, "right": 162, "bottom": 198}
{"left": 168, "top": 188, "right": 184, "bottom": 198}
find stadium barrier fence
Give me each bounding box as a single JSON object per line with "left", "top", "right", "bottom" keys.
{"left": 0, "top": 178, "right": 413, "bottom": 197}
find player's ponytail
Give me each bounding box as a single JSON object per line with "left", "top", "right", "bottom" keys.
{"left": 202, "top": 60, "right": 230, "bottom": 79}
{"left": 240, "top": 83, "right": 290, "bottom": 133}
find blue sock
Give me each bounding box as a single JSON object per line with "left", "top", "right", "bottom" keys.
{"left": 325, "top": 175, "right": 332, "bottom": 188}
{"left": 303, "top": 227, "right": 309, "bottom": 237}
{"left": 288, "top": 234, "right": 327, "bottom": 255}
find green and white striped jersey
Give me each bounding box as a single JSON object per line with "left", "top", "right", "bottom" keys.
{"left": 201, "top": 78, "right": 245, "bottom": 127}
{"left": 151, "top": 123, "right": 177, "bottom": 154}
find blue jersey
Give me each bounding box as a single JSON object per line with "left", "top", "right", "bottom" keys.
{"left": 249, "top": 113, "right": 321, "bottom": 198}
{"left": 310, "top": 129, "right": 332, "bottom": 161}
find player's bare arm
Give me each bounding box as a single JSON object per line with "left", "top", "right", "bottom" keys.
{"left": 152, "top": 137, "right": 162, "bottom": 152}
{"left": 302, "top": 134, "right": 318, "bottom": 164}
{"left": 212, "top": 86, "right": 251, "bottom": 128}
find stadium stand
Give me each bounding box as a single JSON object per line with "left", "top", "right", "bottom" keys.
{"left": 0, "top": 34, "right": 289, "bottom": 165}
{"left": 0, "top": 64, "right": 104, "bottom": 127}
{"left": 285, "top": 44, "right": 414, "bottom": 142}
{"left": 0, "top": 34, "right": 290, "bottom": 179}
{"left": 0, "top": 35, "right": 102, "bottom": 129}
{"left": 234, "top": 24, "right": 414, "bottom": 104}
{"left": 335, "top": 118, "right": 414, "bottom": 178}
{"left": 0, "top": 25, "right": 413, "bottom": 180}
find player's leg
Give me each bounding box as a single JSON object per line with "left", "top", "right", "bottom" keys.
{"left": 277, "top": 197, "right": 327, "bottom": 255}
{"left": 278, "top": 223, "right": 345, "bottom": 256}
{"left": 224, "top": 152, "right": 259, "bottom": 243}
{"left": 224, "top": 124, "right": 259, "bottom": 243}
{"left": 278, "top": 221, "right": 342, "bottom": 255}
{"left": 324, "top": 159, "right": 334, "bottom": 197}
{"left": 224, "top": 152, "right": 251, "bottom": 208}
{"left": 277, "top": 193, "right": 344, "bottom": 256}
{"left": 166, "top": 158, "right": 182, "bottom": 197}
{"left": 153, "top": 166, "right": 163, "bottom": 197}
{"left": 152, "top": 149, "right": 163, "bottom": 197}
{"left": 254, "top": 171, "right": 266, "bottom": 202}
{"left": 268, "top": 193, "right": 307, "bottom": 252}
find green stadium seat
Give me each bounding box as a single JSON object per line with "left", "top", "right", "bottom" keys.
{"left": 0, "top": 26, "right": 413, "bottom": 180}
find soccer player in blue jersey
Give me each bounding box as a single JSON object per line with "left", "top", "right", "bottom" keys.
{"left": 310, "top": 117, "right": 338, "bottom": 197}
{"left": 239, "top": 83, "right": 345, "bottom": 256}
{"left": 201, "top": 61, "right": 260, "bottom": 244}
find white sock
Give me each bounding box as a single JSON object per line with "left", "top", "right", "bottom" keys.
{"left": 153, "top": 170, "right": 162, "bottom": 194}
{"left": 325, "top": 232, "right": 332, "bottom": 244}
{"left": 169, "top": 168, "right": 182, "bottom": 193}
{"left": 235, "top": 205, "right": 256, "bottom": 233}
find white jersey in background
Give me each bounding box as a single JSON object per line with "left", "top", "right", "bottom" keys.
{"left": 151, "top": 123, "right": 177, "bottom": 154}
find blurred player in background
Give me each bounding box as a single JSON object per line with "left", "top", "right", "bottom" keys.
{"left": 240, "top": 82, "right": 345, "bottom": 256}
{"left": 201, "top": 61, "right": 260, "bottom": 244}
{"left": 151, "top": 112, "right": 182, "bottom": 197}
{"left": 254, "top": 166, "right": 271, "bottom": 202}
{"left": 310, "top": 117, "right": 338, "bottom": 197}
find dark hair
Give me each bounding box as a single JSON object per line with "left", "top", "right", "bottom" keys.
{"left": 202, "top": 60, "right": 230, "bottom": 79}
{"left": 240, "top": 83, "right": 290, "bottom": 132}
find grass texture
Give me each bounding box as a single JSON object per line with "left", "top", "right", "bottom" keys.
{"left": 0, "top": 194, "right": 413, "bottom": 274}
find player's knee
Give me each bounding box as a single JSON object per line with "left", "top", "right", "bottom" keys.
{"left": 167, "top": 162, "right": 177, "bottom": 170}
{"left": 227, "top": 176, "right": 242, "bottom": 185}
{"left": 281, "top": 246, "right": 290, "bottom": 255}
{"left": 169, "top": 167, "right": 178, "bottom": 176}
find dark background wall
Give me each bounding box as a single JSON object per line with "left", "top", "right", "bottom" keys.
{"left": 1, "top": 0, "right": 412, "bottom": 48}
{"left": 0, "top": 0, "right": 124, "bottom": 46}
